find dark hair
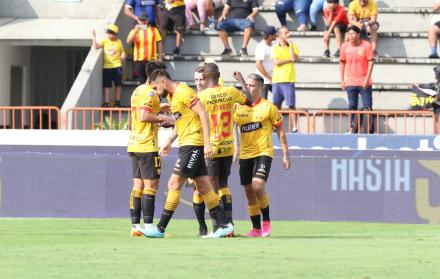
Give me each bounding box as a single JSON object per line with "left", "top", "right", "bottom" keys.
{"left": 149, "top": 69, "right": 171, "bottom": 82}
{"left": 146, "top": 61, "right": 166, "bottom": 77}
{"left": 326, "top": 0, "right": 339, "bottom": 4}
{"left": 347, "top": 25, "right": 361, "bottom": 34}
{"left": 247, "top": 74, "right": 264, "bottom": 86}
{"left": 203, "top": 63, "right": 220, "bottom": 81}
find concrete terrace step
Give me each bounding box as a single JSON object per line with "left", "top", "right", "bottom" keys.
{"left": 121, "top": 81, "right": 413, "bottom": 110}
{"left": 163, "top": 55, "right": 439, "bottom": 84}
{"left": 254, "top": 8, "right": 435, "bottom": 32}
{"left": 167, "top": 31, "right": 431, "bottom": 58}
{"left": 258, "top": 0, "right": 434, "bottom": 8}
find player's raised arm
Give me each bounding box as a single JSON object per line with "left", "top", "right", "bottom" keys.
{"left": 232, "top": 71, "right": 253, "bottom": 105}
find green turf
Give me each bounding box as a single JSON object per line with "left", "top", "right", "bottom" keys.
{"left": 1, "top": 219, "right": 440, "bottom": 279}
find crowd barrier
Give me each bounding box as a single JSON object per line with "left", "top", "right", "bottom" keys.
{"left": 0, "top": 106, "right": 60, "bottom": 129}
{"left": 1, "top": 106, "right": 439, "bottom": 135}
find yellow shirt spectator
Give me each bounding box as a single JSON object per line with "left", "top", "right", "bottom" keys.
{"left": 270, "top": 43, "right": 300, "bottom": 83}
{"left": 168, "top": 83, "right": 204, "bottom": 146}
{"left": 99, "top": 38, "right": 124, "bottom": 69}
{"left": 348, "top": 0, "right": 378, "bottom": 20}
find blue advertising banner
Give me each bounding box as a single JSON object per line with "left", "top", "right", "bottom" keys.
{"left": 1, "top": 146, "right": 439, "bottom": 224}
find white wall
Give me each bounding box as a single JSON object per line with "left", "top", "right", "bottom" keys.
{"left": 0, "top": 42, "right": 30, "bottom": 106}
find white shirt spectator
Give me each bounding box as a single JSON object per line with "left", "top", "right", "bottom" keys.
{"left": 255, "top": 40, "right": 274, "bottom": 85}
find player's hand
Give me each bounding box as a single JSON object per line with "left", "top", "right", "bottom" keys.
{"left": 232, "top": 71, "right": 244, "bottom": 82}
{"left": 158, "top": 114, "right": 175, "bottom": 127}
{"left": 233, "top": 148, "right": 240, "bottom": 163}
{"left": 160, "top": 103, "right": 171, "bottom": 113}
{"left": 204, "top": 143, "right": 213, "bottom": 160}
{"left": 282, "top": 155, "right": 291, "bottom": 170}
{"left": 159, "top": 141, "right": 172, "bottom": 156}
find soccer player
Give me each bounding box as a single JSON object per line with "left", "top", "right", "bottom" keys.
{"left": 127, "top": 63, "right": 174, "bottom": 237}
{"left": 143, "top": 69, "right": 234, "bottom": 238}
{"left": 234, "top": 74, "right": 291, "bottom": 237}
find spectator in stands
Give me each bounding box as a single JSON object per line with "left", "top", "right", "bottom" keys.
{"left": 255, "top": 26, "right": 277, "bottom": 99}
{"left": 413, "top": 66, "right": 440, "bottom": 131}
{"left": 275, "top": 0, "right": 312, "bottom": 32}
{"left": 92, "top": 24, "right": 126, "bottom": 107}
{"left": 270, "top": 26, "right": 300, "bottom": 132}
{"left": 127, "top": 13, "right": 163, "bottom": 84}
{"left": 347, "top": 0, "right": 379, "bottom": 55}
{"left": 206, "top": 0, "right": 225, "bottom": 30}
{"left": 322, "top": 0, "right": 349, "bottom": 57}
{"left": 309, "top": 0, "right": 326, "bottom": 31}
{"left": 125, "top": 0, "right": 160, "bottom": 26}
{"left": 158, "top": 0, "right": 186, "bottom": 56}
{"left": 185, "top": 0, "right": 208, "bottom": 31}
{"left": 428, "top": 1, "right": 440, "bottom": 58}
{"left": 217, "top": 0, "right": 259, "bottom": 56}
{"left": 340, "top": 25, "right": 374, "bottom": 131}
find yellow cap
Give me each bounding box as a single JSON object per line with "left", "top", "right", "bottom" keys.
{"left": 106, "top": 24, "right": 119, "bottom": 34}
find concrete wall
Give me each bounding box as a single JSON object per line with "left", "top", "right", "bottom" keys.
{"left": 0, "top": 43, "right": 30, "bottom": 106}
{"left": 0, "top": 0, "right": 122, "bottom": 19}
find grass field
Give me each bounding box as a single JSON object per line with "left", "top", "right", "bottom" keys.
{"left": 1, "top": 218, "right": 440, "bottom": 279}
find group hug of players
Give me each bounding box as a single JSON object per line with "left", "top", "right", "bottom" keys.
{"left": 127, "top": 61, "right": 291, "bottom": 238}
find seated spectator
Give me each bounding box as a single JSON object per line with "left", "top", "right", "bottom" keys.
{"left": 255, "top": 26, "right": 277, "bottom": 99}
{"left": 158, "top": 0, "right": 186, "bottom": 56}
{"left": 217, "top": 0, "right": 259, "bottom": 56}
{"left": 185, "top": 0, "right": 208, "bottom": 31}
{"left": 347, "top": 0, "right": 379, "bottom": 55}
{"left": 92, "top": 24, "right": 126, "bottom": 107}
{"left": 428, "top": 0, "right": 440, "bottom": 58}
{"left": 127, "top": 14, "right": 163, "bottom": 84}
{"left": 275, "top": 0, "right": 312, "bottom": 32}
{"left": 322, "top": 0, "right": 348, "bottom": 57}
{"left": 206, "top": 0, "right": 225, "bottom": 30}
{"left": 340, "top": 25, "right": 374, "bottom": 132}
{"left": 125, "top": 0, "right": 160, "bottom": 26}
{"left": 309, "top": 0, "right": 326, "bottom": 31}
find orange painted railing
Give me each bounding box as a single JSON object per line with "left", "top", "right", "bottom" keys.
{"left": 0, "top": 106, "right": 60, "bottom": 129}
{"left": 279, "top": 110, "right": 310, "bottom": 133}
{"left": 65, "top": 107, "right": 132, "bottom": 130}
{"left": 311, "top": 110, "right": 436, "bottom": 135}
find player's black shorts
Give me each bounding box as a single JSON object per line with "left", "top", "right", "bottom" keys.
{"left": 206, "top": 156, "right": 233, "bottom": 178}
{"left": 129, "top": 152, "right": 161, "bottom": 179}
{"left": 239, "top": 155, "right": 273, "bottom": 185}
{"left": 172, "top": 146, "right": 207, "bottom": 178}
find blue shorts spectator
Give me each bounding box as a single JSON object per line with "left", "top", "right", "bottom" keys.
{"left": 272, "top": 83, "right": 296, "bottom": 108}
{"left": 103, "top": 67, "right": 123, "bottom": 88}
{"left": 275, "top": 0, "right": 312, "bottom": 27}
{"left": 217, "top": 18, "right": 255, "bottom": 32}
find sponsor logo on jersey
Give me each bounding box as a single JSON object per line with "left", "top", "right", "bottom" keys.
{"left": 240, "top": 122, "right": 262, "bottom": 133}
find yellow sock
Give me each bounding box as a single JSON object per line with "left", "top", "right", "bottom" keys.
{"left": 129, "top": 188, "right": 143, "bottom": 209}
{"left": 248, "top": 203, "right": 261, "bottom": 217}
{"left": 164, "top": 190, "right": 181, "bottom": 211}
{"left": 143, "top": 187, "right": 157, "bottom": 196}
{"left": 193, "top": 192, "right": 204, "bottom": 204}
{"left": 257, "top": 194, "right": 270, "bottom": 209}
{"left": 202, "top": 190, "right": 220, "bottom": 210}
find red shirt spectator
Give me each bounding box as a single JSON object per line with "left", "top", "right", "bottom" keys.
{"left": 324, "top": 4, "right": 349, "bottom": 26}
{"left": 340, "top": 39, "right": 374, "bottom": 87}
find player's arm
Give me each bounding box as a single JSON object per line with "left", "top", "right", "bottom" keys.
{"left": 160, "top": 126, "right": 178, "bottom": 156}
{"left": 140, "top": 108, "right": 174, "bottom": 125}
{"left": 275, "top": 124, "right": 291, "bottom": 170}
{"left": 232, "top": 71, "right": 253, "bottom": 105}
{"left": 191, "top": 100, "right": 213, "bottom": 159}
{"left": 124, "top": 4, "right": 141, "bottom": 24}
{"left": 233, "top": 123, "right": 240, "bottom": 162}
